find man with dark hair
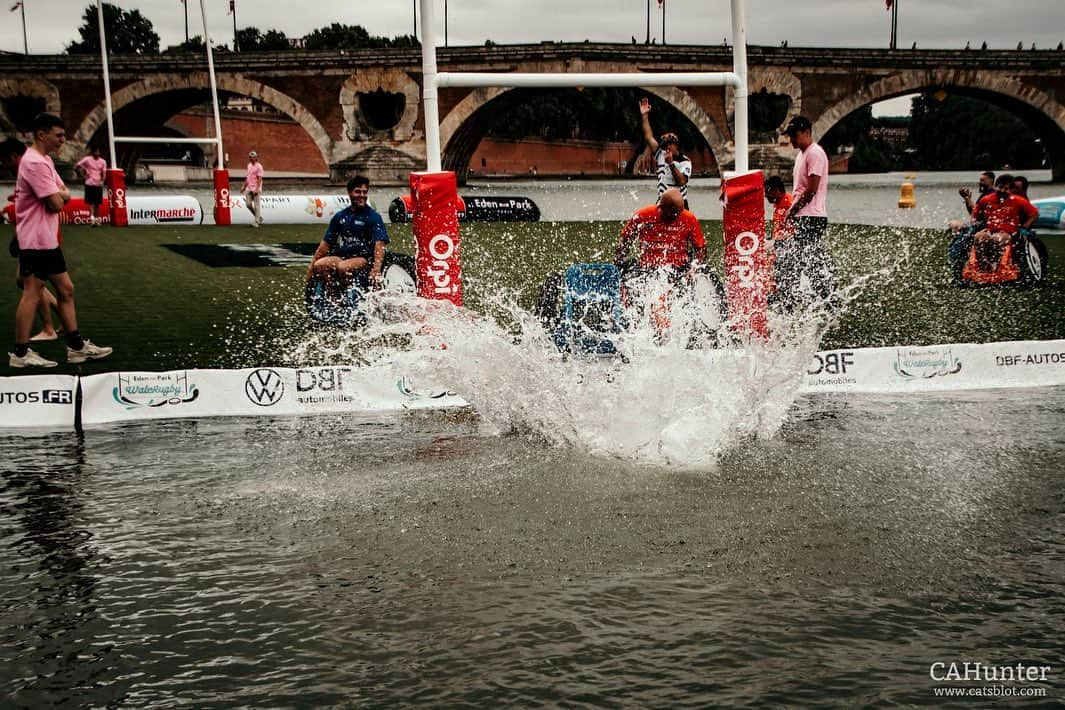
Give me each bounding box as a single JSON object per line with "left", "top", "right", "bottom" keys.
{"left": 638, "top": 97, "right": 692, "bottom": 205}
{"left": 779, "top": 115, "right": 836, "bottom": 312}
{"left": 2, "top": 137, "right": 60, "bottom": 343}
{"left": 307, "top": 175, "right": 388, "bottom": 292}
{"left": 9, "top": 112, "right": 112, "bottom": 368}
{"left": 948, "top": 170, "right": 996, "bottom": 278}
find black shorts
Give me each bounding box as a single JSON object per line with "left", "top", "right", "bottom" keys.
{"left": 18, "top": 247, "right": 67, "bottom": 281}
{"left": 85, "top": 184, "right": 104, "bottom": 206}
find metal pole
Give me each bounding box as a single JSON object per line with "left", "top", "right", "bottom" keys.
{"left": 183, "top": 0, "right": 189, "bottom": 45}
{"left": 413, "top": 0, "right": 417, "bottom": 37}
{"left": 646, "top": 0, "right": 650, "bottom": 44}
{"left": 420, "top": 0, "right": 442, "bottom": 171}
{"left": 97, "top": 0, "right": 117, "bottom": 167}
{"left": 730, "top": 0, "right": 749, "bottom": 172}
{"left": 662, "top": 0, "right": 666, "bottom": 46}
{"left": 444, "top": 0, "right": 448, "bottom": 47}
{"left": 231, "top": 1, "right": 238, "bottom": 51}
{"left": 19, "top": 1, "right": 28, "bottom": 54}
{"left": 890, "top": 0, "right": 898, "bottom": 50}
{"left": 200, "top": 0, "right": 225, "bottom": 169}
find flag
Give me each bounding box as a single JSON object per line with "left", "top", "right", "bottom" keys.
{"left": 886, "top": 0, "right": 893, "bottom": 9}
{"left": 657, "top": 0, "right": 664, "bottom": 6}
{"left": 227, "top": 0, "right": 234, "bottom": 15}
{"left": 10, "top": 1, "right": 23, "bottom": 12}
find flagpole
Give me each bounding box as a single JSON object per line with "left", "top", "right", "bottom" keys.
{"left": 19, "top": 0, "right": 28, "bottom": 54}
{"left": 231, "top": 0, "right": 238, "bottom": 51}
{"left": 890, "top": 0, "right": 898, "bottom": 50}
{"left": 183, "top": 0, "right": 188, "bottom": 45}
{"left": 661, "top": 0, "right": 666, "bottom": 46}
{"left": 645, "top": 0, "right": 650, "bottom": 44}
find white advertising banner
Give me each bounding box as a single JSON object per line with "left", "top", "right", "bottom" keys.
{"left": 79, "top": 366, "right": 467, "bottom": 425}
{"left": 126, "top": 196, "right": 204, "bottom": 225}
{"left": 800, "top": 339, "right": 1065, "bottom": 394}
{"left": 0, "top": 374, "right": 77, "bottom": 429}
{"left": 3, "top": 339, "right": 1062, "bottom": 430}
{"left": 227, "top": 195, "right": 355, "bottom": 225}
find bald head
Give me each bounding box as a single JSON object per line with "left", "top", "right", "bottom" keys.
{"left": 659, "top": 188, "right": 684, "bottom": 221}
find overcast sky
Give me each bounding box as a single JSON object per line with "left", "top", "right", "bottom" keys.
{"left": 4, "top": 0, "right": 1063, "bottom": 54}
{"left": 4, "top": 0, "right": 1063, "bottom": 114}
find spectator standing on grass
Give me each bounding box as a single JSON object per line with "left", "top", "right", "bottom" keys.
{"left": 74, "top": 147, "right": 107, "bottom": 226}
{"left": 241, "top": 150, "right": 263, "bottom": 227}
{"left": 8, "top": 112, "right": 111, "bottom": 368}
{"left": 2, "top": 138, "right": 60, "bottom": 343}
{"left": 638, "top": 97, "right": 692, "bottom": 206}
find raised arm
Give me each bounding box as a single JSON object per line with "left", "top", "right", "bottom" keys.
{"left": 639, "top": 98, "right": 659, "bottom": 153}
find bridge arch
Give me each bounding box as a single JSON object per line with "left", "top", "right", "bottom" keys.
{"left": 814, "top": 69, "right": 1065, "bottom": 180}
{"left": 439, "top": 85, "right": 729, "bottom": 175}
{"left": 340, "top": 69, "right": 420, "bottom": 142}
{"left": 69, "top": 73, "right": 334, "bottom": 167}
{"left": 0, "top": 77, "right": 61, "bottom": 134}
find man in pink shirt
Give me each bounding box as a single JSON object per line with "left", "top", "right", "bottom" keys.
{"left": 241, "top": 150, "right": 263, "bottom": 227}
{"left": 775, "top": 115, "right": 837, "bottom": 313}
{"left": 75, "top": 147, "right": 107, "bottom": 226}
{"left": 9, "top": 112, "right": 111, "bottom": 368}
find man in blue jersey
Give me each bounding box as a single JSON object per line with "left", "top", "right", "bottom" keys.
{"left": 308, "top": 175, "right": 388, "bottom": 292}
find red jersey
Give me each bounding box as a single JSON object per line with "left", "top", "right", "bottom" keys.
{"left": 621, "top": 205, "right": 706, "bottom": 268}
{"left": 973, "top": 192, "right": 1038, "bottom": 234}
{"left": 770, "top": 192, "right": 795, "bottom": 240}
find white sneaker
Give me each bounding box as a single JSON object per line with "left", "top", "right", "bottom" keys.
{"left": 67, "top": 339, "right": 113, "bottom": 364}
{"left": 9, "top": 348, "right": 58, "bottom": 368}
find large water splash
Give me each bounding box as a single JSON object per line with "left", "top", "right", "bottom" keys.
{"left": 350, "top": 275, "right": 835, "bottom": 467}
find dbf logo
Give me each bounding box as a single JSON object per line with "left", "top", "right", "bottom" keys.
{"left": 245, "top": 369, "right": 284, "bottom": 406}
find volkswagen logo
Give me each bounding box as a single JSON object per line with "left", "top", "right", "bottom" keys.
{"left": 245, "top": 368, "right": 284, "bottom": 406}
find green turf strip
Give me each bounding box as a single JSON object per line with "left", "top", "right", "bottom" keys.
{"left": 2, "top": 221, "right": 1063, "bottom": 374}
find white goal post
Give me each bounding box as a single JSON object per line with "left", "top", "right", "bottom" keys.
{"left": 97, "top": 0, "right": 226, "bottom": 170}
{"left": 418, "top": 0, "right": 750, "bottom": 173}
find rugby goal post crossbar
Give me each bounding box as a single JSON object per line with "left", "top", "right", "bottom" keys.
{"left": 412, "top": 0, "right": 766, "bottom": 333}
{"left": 96, "top": 0, "right": 231, "bottom": 224}
{"left": 417, "top": 0, "right": 751, "bottom": 173}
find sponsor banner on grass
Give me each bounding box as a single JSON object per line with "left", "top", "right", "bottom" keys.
{"left": 0, "top": 374, "right": 77, "bottom": 428}
{"left": 80, "top": 367, "right": 466, "bottom": 424}
{"left": 800, "top": 339, "right": 1065, "bottom": 393}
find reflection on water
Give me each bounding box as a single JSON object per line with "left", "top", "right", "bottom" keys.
{"left": 2, "top": 390, "right": 1063, "bottom": 705}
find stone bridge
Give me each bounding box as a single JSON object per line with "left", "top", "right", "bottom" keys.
{"left": 1, "top": 43, "right": 1063, "bottom": 181}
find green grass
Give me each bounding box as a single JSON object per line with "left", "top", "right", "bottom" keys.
{"left": 2, "top": 220, "right": 1063, "bottom": 375}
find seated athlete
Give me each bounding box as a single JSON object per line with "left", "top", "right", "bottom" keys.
{"left": 614, "top": 188, "right": 707, "bottom": 341}
{"left": 965, "top": 173, "right": 1038, "bottom": 282}
{"left": 307, "top": 175, "right": 388, "bottom": 295}
{"left": 615, "top": 188, "right": 707, "bottom": 274}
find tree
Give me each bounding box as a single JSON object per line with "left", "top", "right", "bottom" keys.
{"left": 908, "top": 93, "right": 1044, "bottom": 170}
{"left": 66, "top": 3, "right": 159, "bottom": 55}
{"left": 302, "top": 24, "right": 419, "bottom": 50}
{"left": 236, "top": 27, "right": 292, "bottom": 52}
{"left": 163, "top": 36, "right": 206, "bottom": 54}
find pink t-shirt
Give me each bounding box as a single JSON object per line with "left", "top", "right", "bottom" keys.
{"left": 76, "top": 155, "right": 107, "bottom": 186}
{"left": 15, "top": 146, "right": 63, "bottom": 251}
{"left": 792, "top": 142, "right": 829, "bottom": 218}
{"left": 245, "top": 161, "right": 263, "bottom": 193}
